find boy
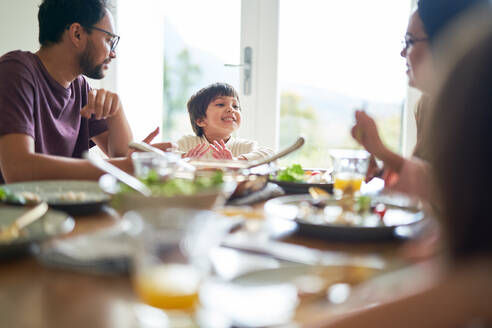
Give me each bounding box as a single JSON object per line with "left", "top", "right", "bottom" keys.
{"left": 177, "top": 83, "right": 274, "bottom": 161}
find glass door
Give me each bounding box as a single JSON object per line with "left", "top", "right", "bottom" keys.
{"left": 115, "top": 0, "right": 279, "bottom": 147}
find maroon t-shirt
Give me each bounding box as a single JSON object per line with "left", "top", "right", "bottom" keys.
{"left": 0, "top": 51, "right": 108, "bottom": 183}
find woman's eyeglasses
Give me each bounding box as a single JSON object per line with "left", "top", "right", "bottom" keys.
{"left": 402, "top": 34, "right": 428, "bottom": 50}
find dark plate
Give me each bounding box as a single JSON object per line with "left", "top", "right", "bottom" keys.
{"left": 269, "top": 179, "right": 333, "bottom": 194}
{"left": 3, "top": 180, "right": 111, "bottom": 216}
{"left": 269, "top": 169, "right": 333, "bottom": 194}
{"left": 0, "top": 206, "right": 74, "bottom": 260}
{"left": 264, "top": 194, "right": 425, "bottom": 242}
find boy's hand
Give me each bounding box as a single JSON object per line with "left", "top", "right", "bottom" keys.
{"left": 128, "top": 127, "right": 176, "bottom": 157}
{"left": 210, "top": 140, "right": 233, "bottom": 160}
{"left": 81, "top": 89, "right": 122, "bottom": 120}
{"left": 183, "top": 143, "right": 210, "bottom": 159}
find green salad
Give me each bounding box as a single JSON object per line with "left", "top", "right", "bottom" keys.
{"left": 274, "top": 164, "right": 305, "bottom": 183}
{"left": 119, "top": 170, "right": 224, "bottom": 197}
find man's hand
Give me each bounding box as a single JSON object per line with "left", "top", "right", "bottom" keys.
{"left": 210, "top": 140, "right": 233, "bottom": 160}
{"left": 183, "top": 143, "right": 210, "bottom": 159}
{"left": 80, "top": 89, "right": 122, "bottom": 120}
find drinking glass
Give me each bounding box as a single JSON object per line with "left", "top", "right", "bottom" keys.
{"left": 131, "top": 152, "right": 171, "bottom": 179}
{"left": 329, "top": 149, "right": 370, "bottom": 196}
{"left": 129, "top": 208, "right": 220, "bottom": 312}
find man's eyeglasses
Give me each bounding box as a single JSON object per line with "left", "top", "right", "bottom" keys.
{"left": 85, "top": 26, "right": 120, "bottom": 52}
{"left": 402, "top": 34, "right": 428, "bottom": 50}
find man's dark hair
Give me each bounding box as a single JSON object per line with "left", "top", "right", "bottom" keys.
{"left": 187, "top": 83, "right": 240, "bottom": 137}
{"left": 38, "top": 0, "right": 109, "bottom": 47}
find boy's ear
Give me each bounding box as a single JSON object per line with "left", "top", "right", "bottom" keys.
{"left": 196, "top": 118, "right": 207, "bottom": 127}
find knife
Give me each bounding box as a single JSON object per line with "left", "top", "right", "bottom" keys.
{"left": 0, "top": 202, "right": 49, "bottom": 242}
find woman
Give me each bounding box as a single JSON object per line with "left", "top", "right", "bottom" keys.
{"left": 352, "top": 0, "right": 488, "bottom": 200}
{"left": 309, "top": 9, "right": 492, "bottom": 328}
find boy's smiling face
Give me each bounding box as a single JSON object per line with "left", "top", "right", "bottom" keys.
{"left": 197, "top": 96, "right": 241, "bottom": 138}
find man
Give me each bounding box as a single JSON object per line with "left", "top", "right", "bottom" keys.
{"left": 0, "top": 0, "right": 167, "bottom": 183}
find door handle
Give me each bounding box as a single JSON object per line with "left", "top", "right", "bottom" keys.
{"left": 225, "top": 46, "right": 252, "bottom": 95}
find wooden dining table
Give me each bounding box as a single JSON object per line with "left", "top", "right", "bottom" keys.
{"left": 0, "top": 202, "right": 411, "bottom": 328}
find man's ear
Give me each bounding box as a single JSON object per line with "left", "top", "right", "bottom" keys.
{"left": 196, "top": 118, "right": 207, "bottom": 127}
{"left": 66, "top": 23, "right": 85, "bottom": 49}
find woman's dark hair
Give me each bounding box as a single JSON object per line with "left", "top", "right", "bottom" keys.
{"left": 38, "top": 0, "right": 109, "bottom": 47}
{"left": 428, "top": 22, "right": 492, "bottom": 262}
{"left": 417, "top": 0, "right": 489, "bottom": 44}
{"left": 187, "top": 83, "right": 240, "bottom": 137}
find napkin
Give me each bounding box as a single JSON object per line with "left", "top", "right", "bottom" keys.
{"left": 35, "top": 220, "right": 134, "bottom": 275}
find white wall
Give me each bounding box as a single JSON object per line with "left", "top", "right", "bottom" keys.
{"left": 0, "top": 0, "right": 40, "bottom": 55}
{"left": 0, "top": 0, "right": 114, "bottom": 90}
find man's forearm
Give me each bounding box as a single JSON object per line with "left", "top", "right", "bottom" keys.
{"left": 105, "top": 109, "right": 133, "bottom": 157}
{"left": 1, "top": 153, "right": 133, "bottom": 183}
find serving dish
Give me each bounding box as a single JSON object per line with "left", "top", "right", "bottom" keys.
{"left": 99, "top": 174, "right": 235, "bottom": 213}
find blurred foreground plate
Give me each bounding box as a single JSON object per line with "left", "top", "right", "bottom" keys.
{"left": 0, "top": 206, "right": 74, "bottom": 259}
{"left": 200, "top": 263, "right": 381, "bottom": 328}
{"left": 265, "top": 194, "right": 425, "bottom": 242}
{"left": 4, "top": 180, "right": 110, "bottom": 215}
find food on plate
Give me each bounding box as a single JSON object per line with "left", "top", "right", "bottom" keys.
{"left": 0, "top": 187, "right": 40, "bottom": 205}
{"left": 298, "top": 195, "right": 387, "bottom": 227}
{"left": 273, "top": 164, "right": 331, "bottom": 184}
{"left": 57, "top": 191, "right": 87, "bottom": 202}
{"left": 118, "top": 170, "right": 224, "bottom": 197}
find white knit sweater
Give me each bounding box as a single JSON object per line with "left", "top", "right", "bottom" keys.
{"left": 176, "top": 135, "right": 274, "bottom": 161}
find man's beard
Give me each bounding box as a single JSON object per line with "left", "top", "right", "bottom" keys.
{"left": 79, "top": 41, "right": 106, "bottom": 79}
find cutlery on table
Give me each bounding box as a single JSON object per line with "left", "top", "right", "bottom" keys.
{"left": 0, "top": 202, "right": 49, "bottom": 243}
{"left": 188, "top": 136, "right": 306, "bottom": 170}
{"left": 84, "top": 152, "right": 152, "bottom": 197}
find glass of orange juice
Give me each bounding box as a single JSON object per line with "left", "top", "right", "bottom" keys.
{"left": 128, "top": 208, "right": 222, "bottom": 315}
{"left": 329, "top": 149, "right": 370, "bottom": 197}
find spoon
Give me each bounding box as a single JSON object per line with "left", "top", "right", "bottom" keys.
{"left": 188, "top": 137, "right": 306, "bottom": 171}
{"left": 84, "top": 152, "right": 152, "bottom": 197}
{"left": 247, "top": 136, "right": 305, "bottom": 169}
{"left": 0, "top": 202, "right": 49, "bottom": 242}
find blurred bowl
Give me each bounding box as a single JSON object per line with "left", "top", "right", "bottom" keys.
{"left": 98, "top": 174, "right": 236, "bottom": 213}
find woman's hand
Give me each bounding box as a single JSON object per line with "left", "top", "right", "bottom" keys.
{"left": 351, "top": 110, "right": 385, "bottom": 158}
{"left": 210, "top": 140, "right": 233, "bottom": 160}
{"left": 183, "top": 143, "right": 210, "bottom": 159}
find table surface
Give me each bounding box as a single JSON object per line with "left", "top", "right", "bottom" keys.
{"left": 0, "top": 203, "right": 410, "bottom": 328}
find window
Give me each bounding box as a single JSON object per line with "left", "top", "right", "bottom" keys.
{"left": 277, "top": 0, "right": 412, "bottom": 168}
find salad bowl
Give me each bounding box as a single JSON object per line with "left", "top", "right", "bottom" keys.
{"left": 99, "top": 172, "right": 236, "bottom": 213}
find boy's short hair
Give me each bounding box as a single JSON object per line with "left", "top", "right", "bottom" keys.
{"left": 38, "top": 0, "right": 109, "bottom": 47}
{"left": 187, "top": 83, "right": 239, "bottom": 137}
